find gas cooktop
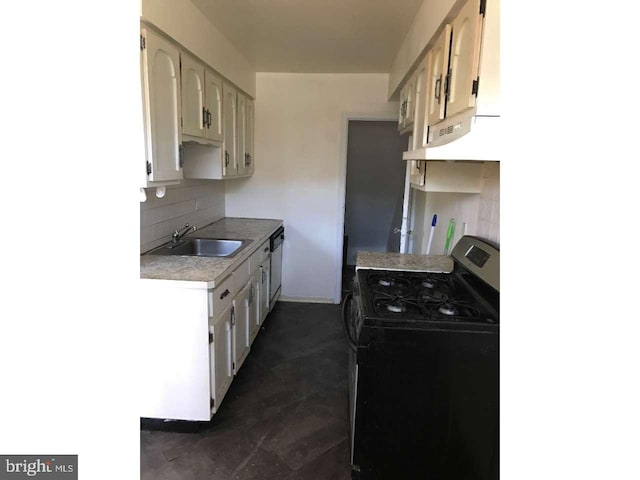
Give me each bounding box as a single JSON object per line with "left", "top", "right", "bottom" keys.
{"left": 355, "top": 268, "right": 498, "bottom": 325}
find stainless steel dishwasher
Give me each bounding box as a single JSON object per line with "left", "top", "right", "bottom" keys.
{"left": 269, "top": 226, "right": 284, "bottom": 310}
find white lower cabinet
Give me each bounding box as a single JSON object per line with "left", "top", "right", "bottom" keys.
{"left": 260, "top": 257, "right": 271, "bottom": 323}
{"left": 209, "top": 303, "right": 233, "bottom": 413}
{"left": 141, "top": 230, "right": 281, "bottom": 422}
{"left": 232, "top": 283, "right": 251, "bottom": 373}
{"left": 249, "top": 271, "right": 262, "bottom": 343}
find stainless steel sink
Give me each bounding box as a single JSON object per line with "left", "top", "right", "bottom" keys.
{"left": 148, "top": 238, "right": 249, "bottom": 258}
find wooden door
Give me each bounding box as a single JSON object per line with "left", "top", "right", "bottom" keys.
{"left": 447, "top": 0, "right": 484, "bottom": 117}
{"left": 180, "top": 53, "right": 205, "bottom": 138}
{"left": 210, "top": 303, "right": 233, "bottom": 412}
{"left": 205, "top": 69, "right": 223, "bottom": 142}
{"left": 141, "top": 28, "right": 182, "bottom": 182}
{"left": 232, "top": 284, "right": 251, "bottom": 373}
{"left": 427, "top": 25, "right": 452, "bottom": 127}
{"left": 222, "top": 82, "right": 237, "bottom": 176}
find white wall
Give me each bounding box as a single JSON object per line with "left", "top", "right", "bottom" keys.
{"left": 476, "top": 161, "right": 500, "bottom": 245}
{"left": 409, "top": 161, "right": 499, "bottom": 254}
{"left": 225, "top": 73, "right": 398, "bottom": 303}
{"left": 140, "top": 180, "right": 225, "bottom": 253}
{"left": 141, "top": 0, "right": 255, "bottom": 97}
{"left": 410, "top": 190, "right": 481, "bottom": 255}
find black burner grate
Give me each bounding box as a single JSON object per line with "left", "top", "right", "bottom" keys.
{"left": 362, "top": 270, "right": 496, "bottom": 323}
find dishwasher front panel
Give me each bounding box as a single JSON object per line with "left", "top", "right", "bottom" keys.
{"left": 269, "top": 243, "right": 282, "bottom": 309}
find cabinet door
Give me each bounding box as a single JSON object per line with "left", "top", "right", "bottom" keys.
{"left": 141, "top": 28, "right": 182, "bottom": 182}
{"left": 427, "top": 25, "right": 452, "bottom": 127}
{"left": 249, "top": 272, "right": 261, "bottom": 343}
{"left": 398, "top": 85, "right": 408, "bottom": 130}
{"left": 222, "top": 81, "right": 237, "bottom": 177}
{"left": 232, "top": 283, "right": 251, "bottom": 373}
{"left": 245, "top": 98, "right": 255, "bottom": 174}
{"left": 447, "top": 0, "right": 484, "bottom": 117}
{"left": 260, "top": 260, "right": 270, "bottom": 323}
{"left": 180, "top": 53, "right": 206, "bottom": 138}
{"left": 205, "top": 69, "right": 223, "bottom": 142}
{"left": 210, "top": 303, "right": 233, "bottom": 413}
{"left": 236, "top": 92, "right": 247, "bottom": 175}
{"left": 405, "top": 75, "right": 416, "bottom": 129}
{"left": 413, "top": 54, "right": 430, "bottom": 150}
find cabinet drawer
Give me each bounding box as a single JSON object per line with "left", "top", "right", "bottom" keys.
{"left": 233, "top": 258, "right": 250, "bottom": 292}
{"left": 209, "top": 274, "right": 233, "bottom": 319}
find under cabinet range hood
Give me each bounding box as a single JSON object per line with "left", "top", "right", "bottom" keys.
{"left": 403, "top": 111, "right": 501, "bottom": 162}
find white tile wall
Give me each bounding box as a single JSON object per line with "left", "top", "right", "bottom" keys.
{"left": 140, "top": 179, "right": 225, "bottom": 253}
{"left": 477, "top": 161, "right": 500, "bottom": 245}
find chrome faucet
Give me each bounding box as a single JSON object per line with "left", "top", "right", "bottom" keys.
{"left": 172, "top": 223, "right": 197, "bottom": 245}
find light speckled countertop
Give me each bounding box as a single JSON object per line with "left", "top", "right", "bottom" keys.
{"left": 356, "top": 251, "right": 453, "bottom": 273}
{"left": 140, "top": 217, "right": 283, "bottom": 288}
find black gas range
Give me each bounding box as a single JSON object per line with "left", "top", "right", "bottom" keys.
{"left": 344, "top": 236, "right": 499, "bottom": 480}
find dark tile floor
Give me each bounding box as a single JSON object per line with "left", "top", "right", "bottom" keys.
{"left": 140, "top": 300, "right": 354, "bottom": 480}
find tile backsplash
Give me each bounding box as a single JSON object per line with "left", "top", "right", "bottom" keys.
{"left": 140, "top": 180, "right": 225, "bottom": 253}
{"left": 477, "top": 162, "right": 500, "bottom": 245}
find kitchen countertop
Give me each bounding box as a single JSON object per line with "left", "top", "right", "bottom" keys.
{"left": 140, "top": 217, "right": 283, "bottom": 288}
{"left": 356, "top": 251, "right": 453, "bottom": 273}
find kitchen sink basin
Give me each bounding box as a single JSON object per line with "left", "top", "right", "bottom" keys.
{"left": 148, "top": 238, "right": 249, "bottom": 258}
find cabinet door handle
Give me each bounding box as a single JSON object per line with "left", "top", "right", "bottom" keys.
{"left": 219, "top": 289, "right": 230, "bottom": 300}
{"left": 225, "top": 151, "right": 229, "bottom": 167}
{"left": 202, "top": 107, "right": 207, "bottom": 128}
{"left": 264, "top": 247, "right": 269, "bottom": 253}
{"left": 434, "top": 76, "right": 442, "bottom": 103}
{"left": 207, "top": 110, "right": 212, "bottom": 128}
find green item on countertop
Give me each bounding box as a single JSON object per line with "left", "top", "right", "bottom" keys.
{"left": 444, "top": 218, "right": 455, "bottom": 254}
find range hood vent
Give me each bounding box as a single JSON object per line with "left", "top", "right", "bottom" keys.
{"left": 403, "top": 111, "right": 501, "bottom": 162}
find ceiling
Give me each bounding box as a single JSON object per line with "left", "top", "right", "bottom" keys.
{"left": 190, "top": 0, "right": 424, "bottom": 73}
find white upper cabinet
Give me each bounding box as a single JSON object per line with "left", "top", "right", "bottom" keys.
{"left": 245, "top": 98, "right": 255, "bottom": 174}
{"left": 204, "top": 69, "right": 224, "bottom": 142}
{"left": 426, "top": 25, "right": 452, "bottom": 128}
{"left": 235, "top": 92, "right": 255, "bottom": 177}
{"left": 181, "top": 55, "right": 224, "bottom": 145}
{"left": 446, "top": 0, "right": 484, "bottom": 118}
{"left": 413, "top": 54, "right": 430, "bottom": 150}
{"left": 140, "top": 27, "right": 182, "bottom": 183}
{"left": 140, "top": 23, "right": 255, "bottom": 187}
{"left": 222, "top": 81, "right": 238, "bottom": 177}
{"left": 181, "top": 53, "right": 206, "bottom": 139}
{"left": 398, "top": 75, "right": 416, "bottom": 132}
{"left": 236, "top": 92, "right": 247, "bottom": 175}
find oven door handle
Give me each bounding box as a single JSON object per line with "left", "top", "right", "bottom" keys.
{"left": 342, "top": 292, "right": 358, "bottom": 352}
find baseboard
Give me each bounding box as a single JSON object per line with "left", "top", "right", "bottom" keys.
{"left": 278, "top": 296, "right": 336, "bottom": 305}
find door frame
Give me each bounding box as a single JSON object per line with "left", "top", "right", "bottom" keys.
{"left": 334, "top": 112, "right": 402, "bottom": 304}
